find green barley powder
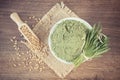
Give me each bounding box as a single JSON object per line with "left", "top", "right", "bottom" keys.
{"left": 51, "top": 20, "right": 87, "bottom": 62}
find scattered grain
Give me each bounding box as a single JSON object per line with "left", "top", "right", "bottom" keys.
{"left": 13, "top": 36, "right": 16, "bottom": 39}
{"left": 29, "top": 61, "right": 32, "bottom": 64}
{"left": 13, "top": 45, "right": 16, "bottom": 48}
{"left": 13, "top": 64, "right": 16, "bottom": 67}
{"left": 29, "top": 68, "right": 32, "bottom": 71}
{"left": 14, "top": 47, "right": 18, "bottom": 50}
{"left": 14, "top": 40, "right": 17, "bottom": 45}
{"left": 18, "top": 54, "right": 21, "bottom": 57}
{"left": 26, "top": 51, "right": 29, "bottom": 54}
{"left": 18, "top": 63, "right": 21, "bottom": 66}
{"left": 24, "top": 21, "right": 28, "bottom": 23}
{"left": 28, "top": 16, "right": 32, "bottom": 19}
{"left": 34, "top": 18, "right": 38, "bottom": 21}
{"left": 32, "top": 16, "right": 35, "bottom": 19}
{"left": 39, "top": 68, "right": 42, "bottom": 72}
{"left": 9, "top": 15, "right": 48, "bottom": 72}
{"left": 10, "top": 39, "right": 14, "bottom": 42}
{"left": 38, "top": 18, "right": 41, "bottom": 21}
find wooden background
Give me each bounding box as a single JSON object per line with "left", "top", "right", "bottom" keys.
{"left": 0, "top": 0, "right": 120, "bottom": 80}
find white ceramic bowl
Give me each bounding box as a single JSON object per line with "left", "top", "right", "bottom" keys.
{"left": 48, "top": 17, "right": 92, "bottom": 64}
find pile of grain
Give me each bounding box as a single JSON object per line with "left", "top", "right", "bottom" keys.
{"left": 9, "top": 16, "right": 48, "bottom": 72}
{"left": 10, "top": 36, "right": 47, "bottom": 72}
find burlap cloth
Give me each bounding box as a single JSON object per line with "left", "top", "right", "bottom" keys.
{"left": 32, "top": 2, "right": 79, "bottom": 78}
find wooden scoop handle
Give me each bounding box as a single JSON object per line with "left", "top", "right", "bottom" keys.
{"left": 10, "top": 12, "right": 24, "bottom": 27}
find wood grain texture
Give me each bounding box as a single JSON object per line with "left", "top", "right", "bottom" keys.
{"left": 0, "top": 0, "right": 120, "bottom": 80}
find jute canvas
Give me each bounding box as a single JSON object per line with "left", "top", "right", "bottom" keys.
{"left": 30, "top": 2, "right": 79, "bottom": 78}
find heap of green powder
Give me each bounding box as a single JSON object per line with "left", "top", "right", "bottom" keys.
{"left": 51, "top": 20, "right": 87, "bottom": 62}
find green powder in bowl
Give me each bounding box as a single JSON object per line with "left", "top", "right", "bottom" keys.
{"left": 48, "top": 18, "right": 92, "bottom": 64}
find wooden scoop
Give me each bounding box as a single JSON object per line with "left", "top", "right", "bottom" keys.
{"left": 10, "top": 12, "right": 42, "bottom": 51}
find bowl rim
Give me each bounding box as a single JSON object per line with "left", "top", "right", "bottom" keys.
{"left": 48, "top": 17, "right": 92, "bottom": 64}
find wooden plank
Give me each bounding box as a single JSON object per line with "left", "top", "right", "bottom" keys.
{"left": 0, "top": 0, "right": 120, "bottom": 80}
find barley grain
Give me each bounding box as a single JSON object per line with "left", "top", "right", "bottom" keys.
{"left": 24, "top": 21, "right": 27, "bottom": 23}
{"left": 10, "top": 39, "right": 14, "bottom": 42}
{"left": 13, "top": 36, "right": 16, "bottom": 39}
{"left": 13, "top": 64, "right": 16, "bottom": 67}
{"left": 32, "top": 16, "right": 35, "bottom": 19}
